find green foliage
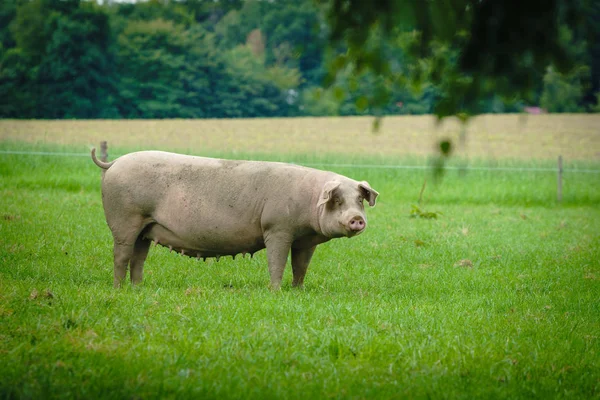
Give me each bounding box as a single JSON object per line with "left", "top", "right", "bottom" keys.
{"left": 112, "top": 0, "right": 194, "bottom": 26}
{"left": 116, "top": 19, "right": 216, "bottom": 118}
{"left": 0, "top": 0, "right": 17, "bottom": 50}
{"left": 540, "top": 66, "right": 587, "bottom": 113}
{"left": 260, "top": 0, "right": 327, "bottom": 87}
{"left": 0, "top": 0, "right": 117, "bottom": 118}
{"left": 0, "top": 47, "right": 37, "bottom": 117}
{"left": 218, "top": 45, "right": 300, "bottom": 117}
{"left": 587, "top": 1, "right": 600, "bottom": 109}
{"left": 265, "top": 65, "right": 302, "bottom": 91}
{"left": 214, "top": 1, "right": 263, "bottom": 50}
{"left": 40, "top": 3, "right": 118, "bottom": 118}
{"left": 594, "top": 92, "right": 600, "bottom": 112}
{"left": 300, "top": 87, "right": 340, "bottom": 116}
{"left": 9, "top": 0, "right": 52, "bottom": 64}
{"left": 0, "top": 0, "right": 597, "bottom": 118}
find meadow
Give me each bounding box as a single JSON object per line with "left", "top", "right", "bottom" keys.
{"left": 1, "top": 115, "right": 599, "bottom": 399}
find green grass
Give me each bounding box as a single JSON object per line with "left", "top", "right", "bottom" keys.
{"left": 1, "top": 143, "right": 599, "bottom": 399}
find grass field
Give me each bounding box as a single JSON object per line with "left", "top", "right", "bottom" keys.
{"left": 1, "top": 116, "right": 599, "bottom": 399}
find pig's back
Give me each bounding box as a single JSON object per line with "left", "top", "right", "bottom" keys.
{"left": 106, "top": 151, "right": 314, "bottom": 186}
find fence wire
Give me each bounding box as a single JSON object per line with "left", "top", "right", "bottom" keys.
{"left": 1, "top": 149, "right": 599, "bottom": 174}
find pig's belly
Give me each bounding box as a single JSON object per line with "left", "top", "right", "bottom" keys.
{"left": 142, "top": 222, "right": 265, "bottom": 259}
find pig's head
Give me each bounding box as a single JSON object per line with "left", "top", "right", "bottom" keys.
{"left": 317, "top": 179, "right": 379, "bottom": 238}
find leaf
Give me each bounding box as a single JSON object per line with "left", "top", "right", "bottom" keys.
{"left": 456, "top": 112, "right": 470, "bottom": 123}
{"left": 372, "top": 117, "right": 382, "bottom": 133}
{"left": 355, "top": 96, "right": 369, "bottom": 112}
{"left": 333, "top": 86, "right": 346, "bottom": 101}
{"left": 439, "top": 140, "right": 452, "bottom": 156}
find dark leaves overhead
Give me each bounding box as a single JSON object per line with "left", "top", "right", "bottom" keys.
{"left": 319, "top": 0, "right": 588, "bottom": 118}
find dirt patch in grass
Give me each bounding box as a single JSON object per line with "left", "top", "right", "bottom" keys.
{"left": 1, "top": 114, "right": 599, "bottom": 160}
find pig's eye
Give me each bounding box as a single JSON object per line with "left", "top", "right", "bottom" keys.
{"left": 334, "top": 197, "right": 343, "bottom": 206}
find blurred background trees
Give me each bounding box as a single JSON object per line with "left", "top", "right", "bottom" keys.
{"left": 0, "top": 0, "right": 598, "bottom": 119}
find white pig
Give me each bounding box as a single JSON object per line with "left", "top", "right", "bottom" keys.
{"left": 91, "top": 149, "right": 378, "bottom": 289}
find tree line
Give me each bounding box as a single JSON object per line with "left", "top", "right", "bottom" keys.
{"left": 0, "top": 0, "right": 598, "bottom": 119}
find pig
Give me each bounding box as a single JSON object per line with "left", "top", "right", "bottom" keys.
{"left": 91, "top": 149, "right": 379, "bottom": 289}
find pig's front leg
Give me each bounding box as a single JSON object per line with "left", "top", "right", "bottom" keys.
{"left": 264, "top": 232, "right": 293, "bottom": 290}
{"left": 291, "top": 246, "right": 316, "bottom": 288}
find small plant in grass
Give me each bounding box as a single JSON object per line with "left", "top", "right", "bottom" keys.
{"left": 409, "top": 204, "right": 443, "bottom": 219}
{"left": 410, "top": 178, "right": 443, "bottom": 219}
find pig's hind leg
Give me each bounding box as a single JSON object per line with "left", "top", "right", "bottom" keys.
{"left": 130, "top": 236, "right": 151, "bottom": 285}
{"left": 113, "top": 241, "right": 133, "bottom": 288}
{"left": 110, "top": 216, "right": 150, "bottom": 288}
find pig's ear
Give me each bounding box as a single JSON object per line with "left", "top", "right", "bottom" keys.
{"left": 317, "top": 180, "right": 341, "bottom": 207}
{"left": 359, "top": 181, "right": 379, "bottom": 207}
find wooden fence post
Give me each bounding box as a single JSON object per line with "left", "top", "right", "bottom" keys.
{"left": 557, "top": 155, "right": 563, "bottom": 203}
{"left": 100, "top": 141, "right": 108, "bottom": 163}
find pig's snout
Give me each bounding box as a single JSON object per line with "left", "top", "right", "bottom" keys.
{"left": 347, "top": 216, "right": 366, "bottom": 233}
